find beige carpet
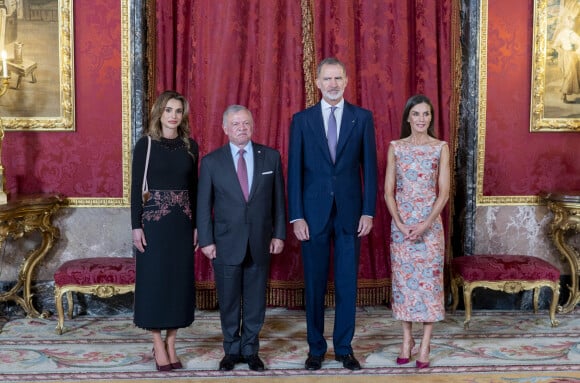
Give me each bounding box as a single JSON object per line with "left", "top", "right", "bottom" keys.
{"left": 0, "top": 306, "right": 579, "bottom": 382}
{"left": 21, "top": 373, "right": 580, "bottom": 383}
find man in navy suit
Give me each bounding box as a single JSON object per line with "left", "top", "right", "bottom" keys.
{"left": 197, "top": 105, "right": 286, "bottom": 372}
{"left": 287, "top": 57, "right": 378, "bottom": 371}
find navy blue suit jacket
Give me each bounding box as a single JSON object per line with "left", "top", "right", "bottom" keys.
{"left": 287, "top": 101, "right": 378, "bottom": 235}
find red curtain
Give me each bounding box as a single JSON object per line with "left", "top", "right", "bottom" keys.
{"left": 152, "top": 0, "right": 455, "bottom": 308}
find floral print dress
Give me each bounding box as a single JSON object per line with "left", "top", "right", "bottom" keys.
{"left": 390, "top": 140, "right": 445, "bottom": 322}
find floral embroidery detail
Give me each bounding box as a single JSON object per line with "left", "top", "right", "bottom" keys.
{"left": 142, "top": 190, "right": 191, "bottom": 222}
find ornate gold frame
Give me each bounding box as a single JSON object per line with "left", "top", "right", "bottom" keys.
{"left": 3, "top": 0, "right": 75, "bottom": 131}
{"left": 530, "top": 0, "right": 580, "bottom": 132}
{"left": 66, "top": 1, "right": 131, "bottom": 208}
{"left": 477, "top": 0, "right": 541, "bottom": 206}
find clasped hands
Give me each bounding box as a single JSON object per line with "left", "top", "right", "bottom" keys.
{"left": 400, "top": 221, "right": 428, "bottom": 241}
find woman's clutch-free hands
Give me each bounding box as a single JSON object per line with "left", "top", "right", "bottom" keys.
{"left": 132, "top": 228, "right": 147, "bottom": 253}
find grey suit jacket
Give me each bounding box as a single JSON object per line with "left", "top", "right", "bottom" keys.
{"left": 196, "top": 142, "right": 286, "bottom": 266}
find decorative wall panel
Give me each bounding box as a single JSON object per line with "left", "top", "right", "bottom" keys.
{"left": 2, "top": 0, "right": 128, "bottom": 207}
{"left": 478, "top": 0, "right": 580, "bottom": 205}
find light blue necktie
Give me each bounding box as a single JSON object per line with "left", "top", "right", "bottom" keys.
{"left": 327, "top": 106, "right": 337, "bottom": 163}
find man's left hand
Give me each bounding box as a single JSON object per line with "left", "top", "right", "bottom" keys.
{"left": 357, "top": 216, "right": 373, "bottom": 237}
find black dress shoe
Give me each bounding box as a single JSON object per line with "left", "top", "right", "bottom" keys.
{"left": 335, "top": 353, "right": 361, "bottom": 370}
{"left": 245, "top": 354, "right": 265, "bottom": 371}
{"left": 218, "top": 354, "right": 240, "bottom": 371}
{"left": 305, "top": 354, "right": 324, "bottom": 370}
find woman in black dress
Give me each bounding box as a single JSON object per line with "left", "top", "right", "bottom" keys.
{"left": 131, "top": 90, "right": 198, "bottom": 371}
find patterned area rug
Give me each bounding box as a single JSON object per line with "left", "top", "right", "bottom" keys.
{"left": 0, "top": 306, "right": 579, "bottom": 382}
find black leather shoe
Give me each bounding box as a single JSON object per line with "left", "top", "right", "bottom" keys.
{"left": 335, "top": 353, "right": 361, "bottom": 370}
{"left": 218, "top": 354, "right": 240, "bottom": 371}
{"left": 305, "top": 354, "right": 324, "bottom": 370}
{"left": 245, "top": 354, "right": 265, "bottom": 371}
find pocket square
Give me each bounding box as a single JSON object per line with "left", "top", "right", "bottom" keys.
{"left": 262, "top": 170, "right": 273, "bottom": 175}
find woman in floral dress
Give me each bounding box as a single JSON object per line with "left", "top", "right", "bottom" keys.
{"left": 384, "top": 94, "right": 450, "bottom": 368}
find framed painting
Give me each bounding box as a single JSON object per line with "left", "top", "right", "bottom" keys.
{"left": 530, "top": 0, "right": 580, "bottom": 132}
{"left": 0, "top": 0, "right": 74, "bottom": 131}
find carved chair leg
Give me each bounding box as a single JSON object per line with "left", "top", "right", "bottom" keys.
{"left": 66, "top": 291, "right": 74, "bottom": 319}
{"left": 54, "top": 287, "right": 65, "bottom": 335}
{"left": 549, "top": 284, "right": 560, "bottom": 327}
{"left": 450, "top": 277, "right": 459, "bottom": 313}
{"left": 533, "top": 287, "right": 540, "bottom": 314}
{"left": 463, "top": 283, "right": 473, "bottom": 330}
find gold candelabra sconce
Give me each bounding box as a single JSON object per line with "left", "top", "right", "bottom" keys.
{"left": 1, "top": 50, "right": 9, "bottom": 97}
{"left": 0, "top": 76, "right": 8, "bottom": 97}
{"left": 0, "top": 49, "right": 10, "bottom": 204}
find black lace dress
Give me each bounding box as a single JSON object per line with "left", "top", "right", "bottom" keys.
{"left": 131, "top": 136, "right": 198, "bottom": 329}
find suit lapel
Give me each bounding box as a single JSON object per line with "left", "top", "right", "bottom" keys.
{"left": 219, "top": 145, "right": 246, "bottom": 202}
{"left": 249, "top": 144, "right": 264, "bottom": 201}
{"left": 307, "top": 103, "right": 332, "bottom": 160}
{"left": 336, "top": 102, "right": 355, "bottom": 160}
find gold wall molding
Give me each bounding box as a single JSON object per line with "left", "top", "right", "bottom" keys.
{"left": 67, "top": 0, "right": 131, "bottom": 207}
{"left": 476, "top": 0, "right": 541, "bottom": 207}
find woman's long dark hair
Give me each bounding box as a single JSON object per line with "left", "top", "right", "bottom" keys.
{"left": 400, "top": 94, "right": 436, "bottom": 139}
{"left": 145, "top": 90, "right": 191, "bottom": 149}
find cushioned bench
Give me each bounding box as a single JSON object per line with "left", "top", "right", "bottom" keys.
{"left": 450, "top": 255, "right": 560, "bottom": 329}
{"left": 54, "top": 257, "right": 135, "bottom": 334}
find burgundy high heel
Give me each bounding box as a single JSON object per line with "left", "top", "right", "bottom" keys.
{"left": 416, "top": 360, "right": 430, "bottom": 368}
{"left": 415, "top": 345, "right": 430, "bottom": 369}
{"left": 396, "top": 356, "right": 411, "bottom": 365}
{"left": 164, "top": 340, "right": 183, "bottom": 369}
{"left": 170, "top": 361, "right": 183, "bottom": 369}
{"left": 396, "top": 340, "right": 415, "bottom": 365}
{"left": 152, "top": 347, "right": 172, "bottom": 372}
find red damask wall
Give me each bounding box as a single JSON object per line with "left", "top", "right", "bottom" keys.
{"left": 3, "top": 1, "right": 576, "bottom": 201}
{"left": 3, "top": 1, "right": 123, "bottom": 198}
{"left": 485, "top": 0, "right": 580, "bottom": 196}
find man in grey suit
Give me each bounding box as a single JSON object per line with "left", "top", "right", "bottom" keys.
{"left": 197, "top": 105, "right": 286, "bottom": 372}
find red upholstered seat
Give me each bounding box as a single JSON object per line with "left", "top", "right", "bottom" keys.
{"left": 450, "top": 254, "right": 561, "bottom": 329}
{"left": 54, "top": 257, "right": 136, "bottom": 286}
{"left": 451, "top": 255, "right": 559, "bottom": 282}
{"left": 53, "top": 257, "right": 136, "bottom": 334}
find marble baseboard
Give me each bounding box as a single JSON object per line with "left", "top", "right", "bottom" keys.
{"left": 0, "top": 277, "right": 571, "bottom": 320}
{"left": 449, "top": 275, "right": 571, "bottom": 311}
{"left": 0, "top": 281, "right": 134, "bottom": 319}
